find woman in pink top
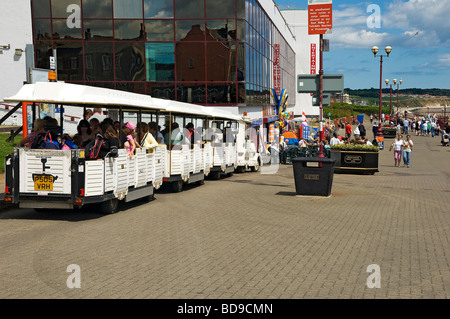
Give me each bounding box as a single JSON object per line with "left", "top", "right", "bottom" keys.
{"left": 390, "top": 134, "right": 404, "bottom": 167}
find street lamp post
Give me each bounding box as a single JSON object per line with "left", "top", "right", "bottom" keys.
{"left": 385, "top": 79, "right": 393, "bottom": 120}
{"left": 372, "top": 45, "right": 392, "bottom": 137}
{"left": 393, "top": 78, "right": 402, "bottom": 118}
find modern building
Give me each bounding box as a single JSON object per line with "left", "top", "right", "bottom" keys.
{"left": 1, "top": 0, "right": 319, "bottom": 134}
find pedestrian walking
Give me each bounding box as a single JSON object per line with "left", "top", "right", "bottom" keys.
{"left": 358, "top": 122, "right": 366, "bottom": 139}
{"left": 372, "top": 122, "right": 379, "bottom": 140}
{"left": 390, "top": 134, "right": 404, "bottom": 167}
{"left": 403, "top": 118, "right": 409, "bottom": 135}
{"left": 370, "top": 114, "right": 373, "bottom": 124}
{"left": 345, "top": 122, "right": 352, "bottom": 139}
{"left": 402, "top": 135, "right": 413, "bottom": 168}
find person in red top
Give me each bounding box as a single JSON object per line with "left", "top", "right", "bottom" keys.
{"left": 345, "top": 122, "right": 352, "bottom": 139}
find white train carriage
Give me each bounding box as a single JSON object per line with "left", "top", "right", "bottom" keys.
{"left": 3, "top": 82, "right": 166, "bottom": 213}
{"left": 3, "top": 82, "right": 262, "bottom": 214}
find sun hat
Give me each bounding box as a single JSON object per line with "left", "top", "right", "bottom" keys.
{"left": 123, "top": 121, "right": 135, "bottom": 130}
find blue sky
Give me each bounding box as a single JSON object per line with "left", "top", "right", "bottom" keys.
{"left": 277, "top": 0, "right": 450, "bottom": 90}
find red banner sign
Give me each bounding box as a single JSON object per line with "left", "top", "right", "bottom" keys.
{"left": 273, "top": 44, "right": 281, "bottom": 96}
{"left": 311, "top": 43, "right": 317, "bottom": 74}
{"left": 308, "top": 3, "right": 333, "bottom": 35}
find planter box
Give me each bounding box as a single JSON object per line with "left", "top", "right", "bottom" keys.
{"left": 382, "top": 127, "right": 397, "bottom": 138}
{"left": 330, "top": 149, "right": 379, "bottom": 175}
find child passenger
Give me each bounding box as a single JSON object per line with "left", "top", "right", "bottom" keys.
{"left": 122, "top": 122, "right": 139, "bottom": 158}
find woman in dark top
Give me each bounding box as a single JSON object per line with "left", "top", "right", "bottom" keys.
{"left": 97, "top": 121, "right": 121, "bottom": 158}
{"left": 74, "top": 119, "right": 92, "bottom": 149}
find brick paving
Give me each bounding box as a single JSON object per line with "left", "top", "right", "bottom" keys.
{"left": 0, "top": 132, "right": 449, "bottom": 299}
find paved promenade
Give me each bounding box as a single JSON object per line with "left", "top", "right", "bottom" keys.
{"left": 0, "top": 133, "right": 449, "bottom": 299}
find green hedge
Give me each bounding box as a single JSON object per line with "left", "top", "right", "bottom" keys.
{"left": 0, "top": 134, "right": 19, "bottom": 173}
{"left": 323, "top": 103, "right": 390, "bottom": 120}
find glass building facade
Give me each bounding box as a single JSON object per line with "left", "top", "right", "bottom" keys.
{"left": 31, "top": 0, "right": 295, "bottom": 108}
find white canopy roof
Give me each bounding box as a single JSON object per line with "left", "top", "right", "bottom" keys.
{"left": 4, "top": 82, "right": 161, "bottom": 110}
{"left": 5, "top": 82, "right": 246, "bottom": 121}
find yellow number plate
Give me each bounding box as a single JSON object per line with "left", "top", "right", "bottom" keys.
{"left": 33, "top": 175, "right": 54, "bottom": 191}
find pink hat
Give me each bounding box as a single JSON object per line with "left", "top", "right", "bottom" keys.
{"left": 123, "top": 122, "right": 135, "bottom": 130}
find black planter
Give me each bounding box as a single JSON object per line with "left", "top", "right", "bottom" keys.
{"left": 292, "top": 157, "right": 336, "bottom": 197}
{"left": 330, "top": 150, "right": 379, "bottom": 175}
{"left": 382, "top": 127, "right": 397, "bottom": 138}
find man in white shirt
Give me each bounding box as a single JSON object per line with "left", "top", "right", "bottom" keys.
{"left": 330, "top": 133, "right": 341, "bottom": 146}
{"left": 403, "top": 119, "right": 409, "bottom": 135}
{"left": 89, "top": 107, "right": 106, "bottom": 123}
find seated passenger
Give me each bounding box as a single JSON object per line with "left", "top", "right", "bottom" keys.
{"left": 122, "top": 122, "right": 138, "bottom": 158}
{"left": 18, "top": 118, "right": 45, "bottom": 148}
{"left": 86, "top": 122, "right": 120, "bottom": 159}
{"left": 137, "top": 122, "right": 158, "bottom": 150}
{"left": 89, "top": 118, "right": 100, "bottom": 138}
{"left": 148, "top": 121, "right": 164, "bottom": 144}
{"left": 73, "top": 119, "right": 92, "bottom": 149}
{"left": 164, "top": 123, "right": 189, "bottom": 147}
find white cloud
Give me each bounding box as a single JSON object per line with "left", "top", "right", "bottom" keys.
{"left": 326, "top": 0, "right": 450, "bottom": 49}
{"left": 384, "top": 0, "right": 450, "bottom": 46}
{"left": 438, "top": 54, "right": 450, "bottom": 68}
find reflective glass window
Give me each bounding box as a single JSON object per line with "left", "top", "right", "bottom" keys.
{"left": 85, "top": 82, "right": 115, "bottom": 89}
{"left": 84, "top": 42, "right": 114, "bottom": 81}
{"left": 206, "top": 43, "right": 234, "bottom": 82}
{"left": 114, "top": 20, "right": 145, "bottom": 41}
{"left": 144, "top": 0, "right": 174, "bottom": 18}
{"left": 207, "top": 83, "right": 235, "bottom": 104}
{"left": 146, "top": 43, "right": 175, "bottom": 82}
{"left": 177, "top": 84, "right": 206, "bottom": 104}
{"left": 82, "top": 0, "right": 112, "bottom": 18}
{"left": 145, "top": 20, "right": 174, "bottom": 41}
{"left": 116, "top": 82, "right": 146, "bottom": 94}
{"left": 175, "top": 20, "right": 205, "bottom": 41}
{"left": 32, "top": 0, "right": 50, "bottom": 18}
{"left": 34, "top": 19, "right": 52, "bottom": 40}
{"left": 113, "top": 0, "right": 143, "bottom": 19}
{"left": 237, "top": 0, "right": 245, "bottom": 19}
{"left": 51, "top": 0, "right": 81, "bottom": 18}
{"left": 245, "top": 44, "right": 250, "bottom": 82}
{"left": 175, "top": 0, "right": 204, "bottom": 19}
{"left": 83, "top": 20, "right": 113, "bottom": 40}
{"left": 52, "top": 19, "right": 82, "bottom": 40}
{"left": 238, "top": 83, "right": 245, "bottom": 103}
{"left": 146, "top": 82, "right": 175, "bottom": 100}
{"left": 115, "top": 42, "right": 146, "bottom": 81}
{"left": 205, "top": 0, "right": 235, "bottom": 19}
{"left": 35, "top": 41, "right": 52, "bottom": 69}
{"left": 236, "top": 20, "right": 245, "bottom": 42}
{"left": 55, "top": 42, "right": 83, "bottom": 81}
{"left": 237, "top": 43, "right": 245, "bottom": 82}
{"left": 176, "top": 42, "right": 205, "bottom": 82}
{"left": 206, "top": 20, "right": 235, "bottom": 41}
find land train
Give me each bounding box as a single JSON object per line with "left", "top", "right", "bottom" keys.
{"left": 3, "top": 82, "right": 263, "bottom": 214}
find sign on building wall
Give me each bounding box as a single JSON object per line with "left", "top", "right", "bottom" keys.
{"left": 311, "top": 44, "right": 317, "bottom": 74}
{"left": 273, "top": 44, "right": 281, "bottom": 97}
{"left": 308, "top": 0, "right": 333, "bottom": 35}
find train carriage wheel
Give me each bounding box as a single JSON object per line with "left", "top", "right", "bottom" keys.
{"left": 172, "top": 180, "right": 183, "bottom": 193}
{"left": 251, "top": 160, "right": 260, "bottom": 172}
{"left": 101, "top": 198, "right": 119, "bottom": 214}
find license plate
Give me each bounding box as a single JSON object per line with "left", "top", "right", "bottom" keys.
{"left": 33, "top": 174, "right": 54, "bottom": 191}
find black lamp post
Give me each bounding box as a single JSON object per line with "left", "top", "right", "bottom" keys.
{"left": 393, "top": 78, "right": 402, "bottom": 118}
{"left": 385, "top": 79, "right": 393, "bottom": 120}
{"left": 372, "top": 45, "right": 392, "bottom": 137}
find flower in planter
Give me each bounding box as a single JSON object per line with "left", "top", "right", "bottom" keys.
{"left": 331, "top": 144, "right": 380, "bottom": 152}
